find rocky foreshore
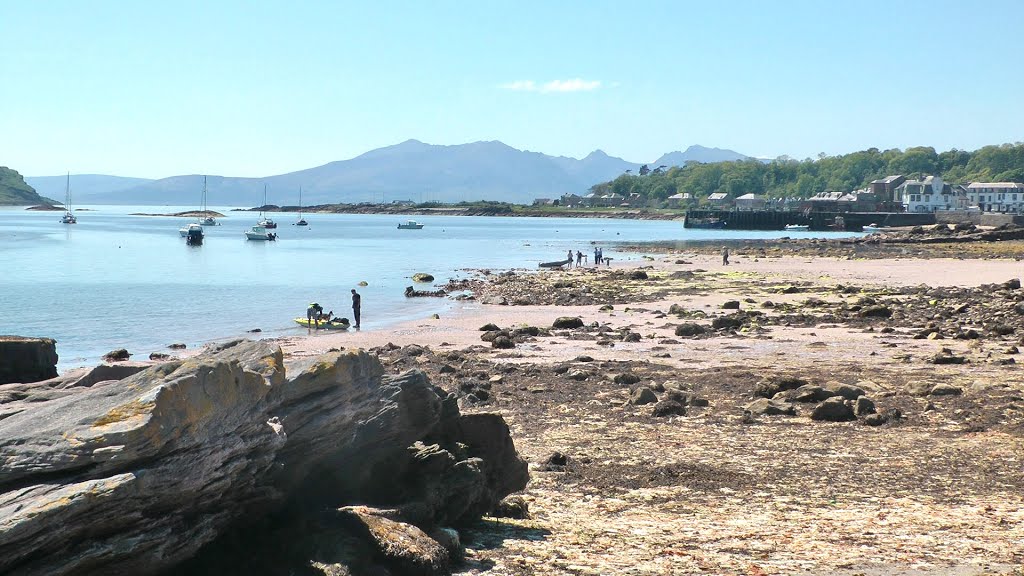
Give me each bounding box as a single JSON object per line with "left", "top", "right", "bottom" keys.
{"left": 0, "top": 340, "right": 527, "bottom": 575}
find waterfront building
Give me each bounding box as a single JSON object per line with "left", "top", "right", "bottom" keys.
{"left": 894, "top": 176, "right": 967, "bottom": 212}
{"left": 965, "top": 182, "right": 1024, "bottom": 212}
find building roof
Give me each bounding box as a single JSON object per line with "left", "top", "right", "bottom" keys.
{"left": 967, "top": 182, "right": 1024, "bottom": 189}
{"left": 707, "top": 192, "right": 729, "bottom": 200}
{"left": 735, "top": 193, "right": 765, "bottom": 200}
{"left": 871, "top": 175, "right": 904, "bottom": 184}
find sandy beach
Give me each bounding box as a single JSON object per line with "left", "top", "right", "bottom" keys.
{"left": 257, "top": 242, "right": 1024, "bottom": 576}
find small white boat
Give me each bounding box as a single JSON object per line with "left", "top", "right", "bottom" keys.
{"left": 60, "top": 173, "right": 77, "bottom": 224}
{"left": 784, "top": 224, "right": 809, "bottom": 232}
{"left": 397, "top": 220, "right": 424, "bottom": 229}
{"left": 862, "top": 224, "right": 886, "bottom": 233}
{"left": 245, "top": 225, "right": 277, "bottom": 241}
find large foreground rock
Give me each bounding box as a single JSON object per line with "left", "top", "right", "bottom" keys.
{"left": 0, "top": 336, "right": 57, "bottom": 384}
{"left": 0, "top": 340, "right": 528, "bottom": 575}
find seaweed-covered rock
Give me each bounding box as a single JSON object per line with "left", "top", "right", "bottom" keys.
{"left": 552, "top": 317, "right": 585, "bottom": 329}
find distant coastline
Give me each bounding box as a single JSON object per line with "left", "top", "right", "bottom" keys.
{"left": 242, "top": 203, "right": 684, "bottom": 221}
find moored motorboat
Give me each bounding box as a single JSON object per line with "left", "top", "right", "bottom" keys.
{"left": 245, "top": 225, "right": 277, "bottom": 241}
{"left": 862, "top": 223, "right": 886, "bottom": 233}
{"left": 539, "top": 258, "right": 573, "bottom": 268}
{"left": 397, "top": 220, "right": 424, "bottom": 229}
{"left": 181, "top": 223, "right": 204, "bottom": 245}
{"left": 784, "top": 224, "right": 810, "bottom": 232}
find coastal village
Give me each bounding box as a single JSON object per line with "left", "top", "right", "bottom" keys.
{"left": 553, "top": 175, "right": 1024, "bottom": 217}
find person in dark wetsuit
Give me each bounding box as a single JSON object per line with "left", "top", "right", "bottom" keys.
{"left": 576, "top": 251, "right": 583, "bottom": 267}
{"left": 306, "top": 302, "right": 323, "bottom": 328}
{"left": 351, "top": 289, "right": 361, "bottom": 329}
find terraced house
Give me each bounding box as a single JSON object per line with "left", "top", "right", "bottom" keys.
{"left": 966, "top": 182, "right": 1024, "bottom": 212}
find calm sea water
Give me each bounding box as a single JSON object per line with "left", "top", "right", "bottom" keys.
{"left": 0, "top": 206, "right": 858, "bottom": 371}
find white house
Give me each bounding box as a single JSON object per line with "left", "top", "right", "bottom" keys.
{"left": 734, "top": 193, "right": 766, "bottom": 211}
{"left": 666, "top": 192, "right": 692, "bottom": 207}
{"left": 966, "top": 182, "right": 1024, "bottom": 212}
{"left": 706, "top": 192, "right": 731, "bottom": 207}
{"left": 894, "top": 176, "right": 967, "bottom": 212}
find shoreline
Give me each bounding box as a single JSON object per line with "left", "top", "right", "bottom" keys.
{"left": 49, "top": 244, "right": 1024, "bottom": 574}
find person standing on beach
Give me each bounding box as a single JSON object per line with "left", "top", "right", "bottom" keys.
{"left": 576, "top": 250, "right": 583, "bottom": 267}
{"left": 594, "top": 247, "right": 599, "bottom": 266}
{"left": 567, "top": 249, "right": 574, "bottom": 265}
{"left": 722, "top": 247, "right": 730, "bottom": 266}
{"left": 351, "top": 289, "right": 361, "bottom": 329}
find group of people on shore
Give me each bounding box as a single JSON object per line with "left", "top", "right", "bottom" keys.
{"left": 565, "top": 247, "right": 609, "bottom": 267}
{"left": 305, "top": 289, "right": 361, "bottom": 329}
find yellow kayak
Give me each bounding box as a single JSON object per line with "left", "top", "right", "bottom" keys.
{"left": 293, "top": 317, "right": 350, "bottom": 330}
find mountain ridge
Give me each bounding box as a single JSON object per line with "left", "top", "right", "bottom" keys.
{"left": 26, "top": 140, "right": 750, "bottom": 206}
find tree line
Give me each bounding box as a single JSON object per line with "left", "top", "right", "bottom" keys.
{"left": 587, "top": 143, "right": 1024, "bottom": 203}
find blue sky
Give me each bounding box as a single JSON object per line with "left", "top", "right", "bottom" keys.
{"left": 2, "top": 0, "right": 1022, "bottom": 178}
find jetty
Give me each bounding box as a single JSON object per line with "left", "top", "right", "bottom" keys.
{"left": 683, "top": 209, "right": 936, "bottom": 231}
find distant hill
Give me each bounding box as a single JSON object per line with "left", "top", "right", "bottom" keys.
{"left": 0, "top": 167, "right": 50, "bottom": 205}
{"left": 26, "top": 174, "right": 154, "bottom": 199}
{"left": 653, "top": 145, "right": 749, "bottom": 167}
{"left": 56, "top": 140, "right": 752, "bottom": 206}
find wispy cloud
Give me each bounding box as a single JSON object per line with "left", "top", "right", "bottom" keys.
{"left": 500, "top": 78, "right": 602, "bottom": 93}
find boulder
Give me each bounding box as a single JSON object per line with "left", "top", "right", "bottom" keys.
{"left": 823, "top": 381, "right": 865, "bottom": 400}
{"left": 810, "top": 397, "right": 856, "bottom": 422}
{"left": 628, "top": 270, "right": 648, "bottom": 280}
{"left": 491, "top": 495, "right": 530, "bottom": 519}
{"left": 337, "top": 506, "right": 449, "bottom": 576}
{"left": 854, "top": 396, "right": 876, "bottom": 416}
{"left": 929, "top": 383, "right": 963, "bottom": 396}
{"left": 746, "top": 398, "right": 797, "bottom": 416}
{"left": 674, "top": 323, "right": 706, "bottom": 337}
{"left": 552, "top": 317, "right": 585, "bottom": 329}
{"left": 614, "top": 373, "right": 641, "bottom": 386}
{"left": 0, "top": 340, "right": 528, "bottom": 576}
{"left": 721, "top": 300, "right": 740, "bottom": 310}
{"left": 864, "top": 408, "right": 903, "bottom": 427}
{"left": 0, "top": 336, "right": 58, "bottom": 384}
{"left": 651, "top": 400, "right": 686, "bottom": 417}
{"left": 103, "top": 348, "right": 131, "bottom": 362}
{"left": 712, "top": 314, "right": 744, "bottom": 330}
{"left": 412, "top": 273, "right": 435, "bottom": 283}
{"left": 491, "top": 336, "right": 515, "bottom": 349}
{"left": 754, "top": 376, "right": 808, "bottom": 398}
{"left": 859, "top": 306, "right": 893, "bottom": 319}
{"left": 629, "top": 386, "right": 658, "bottom": 406}
{"left": 479, "top": 323, "right": 499, "bottom": 332}
{"left": 789, "top": 385, "right": 836, "bottom": 403}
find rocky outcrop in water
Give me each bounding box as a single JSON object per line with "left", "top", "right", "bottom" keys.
{"left": 0, "top": 339, "right": 528, "bottom": 575}
{"left": 0, "top": 336, "right": 58, "bottom": 384}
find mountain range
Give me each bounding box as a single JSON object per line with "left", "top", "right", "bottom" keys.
{"left": 25, "top": 140, "right": 749, "bottom": 206}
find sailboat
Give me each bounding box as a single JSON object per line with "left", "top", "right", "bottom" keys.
{"left": 198, "top": 176, "right": 218, "bottom": 226}
{"left": 257, "top": 184, "right": 277, "bottom": 228}
{"left": 294, "top": 186, "right": 308, "bottom": 226}
{"left": 60, "top": 173, "right": 77, "bottom": 224}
